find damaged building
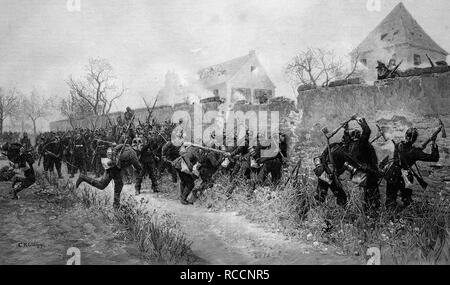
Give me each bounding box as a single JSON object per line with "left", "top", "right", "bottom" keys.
{"left": 350, "top": 2, "right": 448, "bottom": 81}
{"left": 198, "top": 50, "right": 276, "bottom": 104}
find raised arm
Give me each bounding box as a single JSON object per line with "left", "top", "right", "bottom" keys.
{"left": 412, "top": 144, "right": 440, "bottom": 163}
{"left": 357, "top": 117, "right": 371, "bottom": 143}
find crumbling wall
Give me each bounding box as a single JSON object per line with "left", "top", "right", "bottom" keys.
{"left": 299, "top": 71, "right": 450, "bottom": 129}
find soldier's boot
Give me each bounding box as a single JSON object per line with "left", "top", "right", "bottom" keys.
{"left": 76, "top": 174, "right": 104, "bottom": 189}
{"left": 75, "top": 174, "right": 88, "bottom": 188}
{"left": 180, "top": 197, "right": 193, "bottom": 205}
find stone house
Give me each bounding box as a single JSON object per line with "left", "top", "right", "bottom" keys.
{"left": 350, "top": 2, "right": 448, "bottom": 81}
{"left": 198, "top": 50, "right": 276, "bottom": 104}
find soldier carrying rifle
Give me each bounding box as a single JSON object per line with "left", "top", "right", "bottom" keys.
{"left": 382, "top": 126, "right": 442, "bottom": 212}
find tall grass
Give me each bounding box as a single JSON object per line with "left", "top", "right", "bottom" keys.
{"left": 33, "top": 170, "right": 196, "bottom": 265}
{"left": 113, "top": 197, "right": 195, "bottom": 264}
{"left": 198, "top": 168, "right": 449, "bottom": 264}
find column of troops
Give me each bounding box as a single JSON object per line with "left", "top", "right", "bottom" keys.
{"left": 1, "top": 107, "right": 445, "bottom": 219}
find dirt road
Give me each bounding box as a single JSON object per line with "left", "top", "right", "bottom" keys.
{"left": 0, "top": 160, "right": 362, "bottom": 265}
{"left": 0, "top": 181, "right": 144, "bottom": 265}
{"left": 119, "top": 185, "right": 362, "bottom": 265}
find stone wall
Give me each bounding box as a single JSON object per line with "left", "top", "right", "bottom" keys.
{"left": 298, "top": 71, "right": 450, "bottom": 129}
{"left": 297, "top": 71, "right": 450, "bottom": 199}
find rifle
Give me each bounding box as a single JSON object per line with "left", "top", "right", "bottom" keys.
{"left": 143, "top": 96, "right": 159, "bottom": 124}
{"left": 370, "top": 124, "right": 388, "bottom": 144}
{"left": 153, "top": 129, "right": 168, "bottom": 143}
{"left": 284, "top": 159, "right": 302, "bottom": 187}
{"left": 426, "top": 54, "right": 435, "bottom": 68}
{"left": 44, "top": 150, "right": 60, "bottom": 159}
{"left": 387, "top": 60, "right": 403, "bottom": 78}
{"left": 321, "top": 128, "right": 341, "bottom": 186}
{"left": 117, "top": 113, "right": 136, "bottom": 163}
{"left": 420, "top": 120, "right": 446, "bottom": 150}
{"left": 405, "top": 164, "right": 428, "bottom": 190}
{"left": 43, "top": 149, "right": 78, "bottom": 169}
{"left": 323, "top": 114, "right": 358, "bottom": 140}
{"left": 93, "top": 138, "right": 117, "bottom": 146}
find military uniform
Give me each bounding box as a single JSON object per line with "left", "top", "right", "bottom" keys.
{"left": 3, "top": 143, "right": 36, "bottom": 199}
{"left": 76, "top": 144, "right": 142, "bottom": 208}
{"left": 255, "top": 135, "right": 288, "bottom": 185}
{"left": 91, "top": 135, "right": 108, "bottom": 178}
{"left": 384, "top": 141, "right": 439, "bottom": 210}
{"left": 172, "top": 146, "right": 202, "bottom": 204}
{"left": 192, "top": 148, "right": 223, "bottom": 199}
{"left": 314, "top": 142, "right": 349, "bottom": 207}
{"left": 42, "top": 137, "right": 63, "bottom": 179}
{"left": 71, "top": 134, "right": 87, "bottom": 176}
{"left": 161, "top": 141, "right": 180, "bottom": 183}
{"left": 20, "top": 134, "right": 32, "bottom": 150}
{"left": 348, "top": 118, "right": 381, "bottom": 215}
{"left": 135, "top": 137, "right": 159, "bottom": 194}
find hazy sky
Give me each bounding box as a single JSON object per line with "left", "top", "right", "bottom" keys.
{"left": 1, "top": 0, "right": 449, "bottom": 117}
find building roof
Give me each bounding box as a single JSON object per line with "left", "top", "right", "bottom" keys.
{"left": 198, "top": 51, "right": 255, "bottom": 88}
{"left": 351, "top": 2, "right": 448, "bottom": 56}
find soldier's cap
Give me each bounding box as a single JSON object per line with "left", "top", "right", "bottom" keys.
{"left": 376, "top": 61, "right": 387, "bottom": 69}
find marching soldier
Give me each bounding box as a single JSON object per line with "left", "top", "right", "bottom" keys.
{"left": 20, "top": 133, "right": 32, "bottom": 150}
{"left": 42, "top": 133, "right": 63, "bottom": 179}
{"left": 71, "top": 132, "right": 87, "bottom": 176}
{"left": 134, "top": 135, "right": 160, "bottom": 195}
{"left": 124, "top": 107, "right": 135, "bottom": 126}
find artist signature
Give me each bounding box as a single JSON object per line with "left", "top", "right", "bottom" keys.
{"left": 17, "top": 241, "right": 45, "bottom": 249}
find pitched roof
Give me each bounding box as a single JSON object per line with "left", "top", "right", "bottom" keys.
{"left": 351, "top": 2, "right": 448, "bottom": 56}
{"left": 198, "top": 53, "right": 253, "bottom": 88}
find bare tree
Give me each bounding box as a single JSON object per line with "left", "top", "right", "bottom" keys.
{"left": 59, "top": 92, "right": 91, "bottom": 129}
{"left": 285, "top": 48, "right": 362, "bottom": 91}
{"left": 0, "top": 86, "right": 20, "bottom": 134}
{"left": 66, "top": 58, "right": 125, "bottom": 123}
{"left": 22, "top": 90, "right": 54, "bottom": 138}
